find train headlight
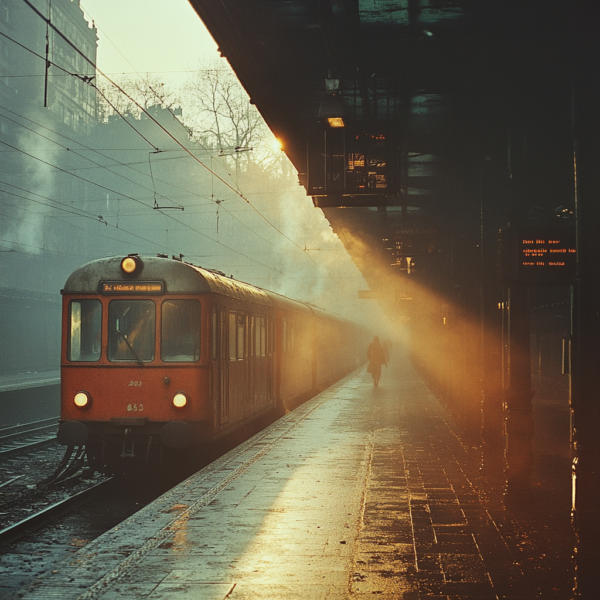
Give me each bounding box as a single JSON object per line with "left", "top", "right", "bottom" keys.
{"left": 120, "top": 255, "right": 142, "bottom": 274}
{"left": 173, "top": 392, "right": 188, "bottom": 408}
{"left": 74, "top": 391, "right": 91, "bottom": 408}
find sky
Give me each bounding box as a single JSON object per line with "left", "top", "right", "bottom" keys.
{"left": 74, "top": 0, "right": 374, "bottom": 320}
{"left": 80, "top": 0, "right": 220, "bottom": 86}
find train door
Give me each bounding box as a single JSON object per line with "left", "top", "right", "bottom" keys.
{"left": 211, "top": 306, "right": 219, "bottom": 416}
{"left": 219, "top": 308, "right": 229, "bottom": 424}
{"left": 249, "top": 315, "right": 257, "bottom": 411}
{"left": 265, "top": 316, "right": 273, "bottom": 403}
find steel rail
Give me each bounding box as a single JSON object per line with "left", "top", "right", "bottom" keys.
{"left": 0, "top": 478, "right": 112, "bottom": 545}
{"left": 0, "top": 418, "right": 58, "bottom": 442}
{"left": 0, "top": 434, "right": 58, "bottom": 457}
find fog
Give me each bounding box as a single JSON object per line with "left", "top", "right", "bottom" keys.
{"left": 0, "top": 0, "right": 389, "bottom": 377}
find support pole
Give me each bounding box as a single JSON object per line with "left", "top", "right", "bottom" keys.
{"left": 571, "top": 43, "right": 600, "bottom": 596}
{"left": 504, "top": 285, "right": 534, "bottom": 504}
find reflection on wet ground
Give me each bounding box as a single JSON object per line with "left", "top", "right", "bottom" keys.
{"left": 10, "top": 354, "right": 575, "bottom": 599}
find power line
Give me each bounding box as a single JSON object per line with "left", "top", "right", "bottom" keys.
{"left": 1, "top": 70, "right": 232, "bottom": 78}
{"left": 0, "top": 188, "right": 183, "bottom": 253}
{"left": 1, "top": 24, "right": 311, "bottom": 264}
{"left": 15, "top": 0, "right": 316, "bottom": 262}
{"left": 0, "top": 105, "right": 216, "bottom": 207}
{"left": 0, "top": 28, "right": 158, "bottom": 152}
{"left": 0, "top": 181, "right": 101, "bottom": 221}
{"left": 4, "top": 1, "right": 319, "bottom": 278}
{"left": 0, "top": 108, "right": 296, "bottom": 260}
{"left": 0, "top": 142, "right": 286, "bottom": 274}
{"left": 0, "top": 107, "right": 177, "bottom": 205}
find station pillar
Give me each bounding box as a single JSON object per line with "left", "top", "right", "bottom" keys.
{"left": 571, "top": 48, "right": 600, "bottom": 598}
{"left": 504, "top": 285, "right": 534, "bottom": 503}
{"left": 480, "top": 145, "right": 507, "bottom": 456}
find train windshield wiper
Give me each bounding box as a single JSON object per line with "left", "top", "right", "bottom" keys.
{"left": 116, "top": 328, "right": 144, "bottom": 367}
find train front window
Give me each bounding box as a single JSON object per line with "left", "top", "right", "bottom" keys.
{"left": 68, "top": 300, "right": 101, "bottom": 362}
{"left": 161, "top": 300, "right": 200, "bottom": 362}
{"left": 108, "top": 300, "right": 156, "bottom": 363}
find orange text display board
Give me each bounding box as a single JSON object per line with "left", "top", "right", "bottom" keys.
{"left": 507, "top": 228, "right": 576, "bottom": 283}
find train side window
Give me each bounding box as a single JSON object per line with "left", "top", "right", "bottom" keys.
{"left": 68, "top": 299, "right": 102, "bottom": 362}
{"left": 220, "top": 310, "right": 227, "bottom": 360}
{"left": 255, "top": 316, "right": 261, "bottom": 357}
{"left": 211, "top": 307, "right": 217, "bottom": 360}
{"left": 161, "top": 300, "right": 200, "bottom": 362}
{"left": 108, "top": 300, "right": 156, "bottom": 363}
{"left": 237, "top": 313, "right": 245, "bottom": 360}
{"left": 260, "top": 317, "right": 266, "bottom": 357}
{"left": 229, "top": 312, "right": 236, "bottom": 360}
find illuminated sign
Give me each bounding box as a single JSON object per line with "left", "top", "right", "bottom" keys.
{"left": 346, "top": 132, "right": 388, "bottom": 191}
{"left": 100, "top": 281, "right": 164, "bottom": 294}
{"left": 502, "top": 228, "right": 576, "bottom": 283}
{"left": 307, "top": 126, "right": 395, "bottom": 204}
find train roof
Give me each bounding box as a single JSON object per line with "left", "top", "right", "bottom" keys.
{"left": 62, "top": 255, "right": 271, "bottom": 306}
{"left": 62, "top": 255, "right": 317, "bottom": 317}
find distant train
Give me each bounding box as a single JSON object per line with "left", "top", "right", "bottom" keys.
{"left": 57, "top": 254, "right": 366, "bottom": 472}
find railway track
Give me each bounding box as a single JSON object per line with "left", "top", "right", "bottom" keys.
{"left": 0, "top": 477, "right": 112, "bottom": 545}
{"left": 0, "top": 418, "right": 58, "bottom": 457}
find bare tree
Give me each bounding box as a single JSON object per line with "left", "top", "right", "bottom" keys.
{"left": 182, "top": 61, "right": 282, "bottom": 174}
{"left": 95, "top": 64, "right": 286, "bottom": 176}
{"left": 96, "top": 75, "right": 180, "bottom": 122}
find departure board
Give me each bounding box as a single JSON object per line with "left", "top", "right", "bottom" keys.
{"left": 100, "top": 281, "right": 164, "bottom": 294}
{"left": 502, "top": 227, "right": 576, "bottom": 283}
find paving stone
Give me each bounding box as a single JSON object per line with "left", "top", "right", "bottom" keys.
{"left": 6, "top": 356, "right": 575, "bottom": 600}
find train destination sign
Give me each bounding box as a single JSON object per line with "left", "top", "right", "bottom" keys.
{"left": 502, "top": 227, "right": 576, "bottom": 283}
{"left": 100, "top": 281, "right": 164, "bottom": 294}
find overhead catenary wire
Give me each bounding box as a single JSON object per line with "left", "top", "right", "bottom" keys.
{"left": 0, "top": 184, "right": 286, "bottom": 275}
{"left": 0, "top": 203, "right": 171, "bottom": 255}
{"left": 0, "top": 106, "right": 177, "bottom": 206}
{"left": 0, "top": 105, "right": 219, "bottom": 208}
{"left": 0, "top": 102, "right": 289, "bottom": 273}
{"left": 5, "top": 2, "right": 364, "bottom": 297}
{"left": 14, "top": 0, "right": 316, "bottom": 263}
{"left": 0, "top": 161, "right": 285, "bottom": 277}
{"left": 0, "top": 105, "right": 290, "bottom": 254}
{"left": 0, "top": 180, "right": 103, "bottom": 221}
{"left": 0, "top": 29, "right": 159, "bottom": 153}
{"left": 0, "top": 101, "right": 304, "bottom": 278}
{"left": 0, "top": 35, "right": 312, "bottom": 271}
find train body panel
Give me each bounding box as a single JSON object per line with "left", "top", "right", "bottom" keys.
{"left": 274, "top": 307, "right": 315, "bottom": 410}
{"left": 60, "top": 364, "right": 210, "bottom": 422}
{"left": 58, "top": 255, "right": 366, "bottom": 472}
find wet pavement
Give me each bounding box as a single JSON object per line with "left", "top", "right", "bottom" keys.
{"left": 6, "top": 354, "right": 574, "bottom": 599}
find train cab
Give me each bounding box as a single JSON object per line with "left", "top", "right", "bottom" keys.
{"left": 58, "top": 254, "right": 274, "bottom": 469}
{"left": 57, "top": 253, "right": 366, "bottom": 473}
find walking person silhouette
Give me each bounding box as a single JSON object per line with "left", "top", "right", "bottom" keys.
{"left": 367, "top": 335, "right": 387, "bottom": 388}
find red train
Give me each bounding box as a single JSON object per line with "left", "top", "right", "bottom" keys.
{"left": 58, "top": 254, "right": 365, "bottom": 472}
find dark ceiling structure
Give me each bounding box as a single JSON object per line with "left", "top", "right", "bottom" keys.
{"left": 190, "top": 2, "right": 600, "bottom": 594}
{"left": 190, "top": 0, "right": 581, "bottom": 300}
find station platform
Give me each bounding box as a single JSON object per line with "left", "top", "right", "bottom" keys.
{"left": 0, "top": 371, "right": 60, "bottom": 393}
{"left": 0, "top": 371, "right": 60, "bottom": 428}
{"left": 15, "top": 355, "right": 574, "bottom": 600}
